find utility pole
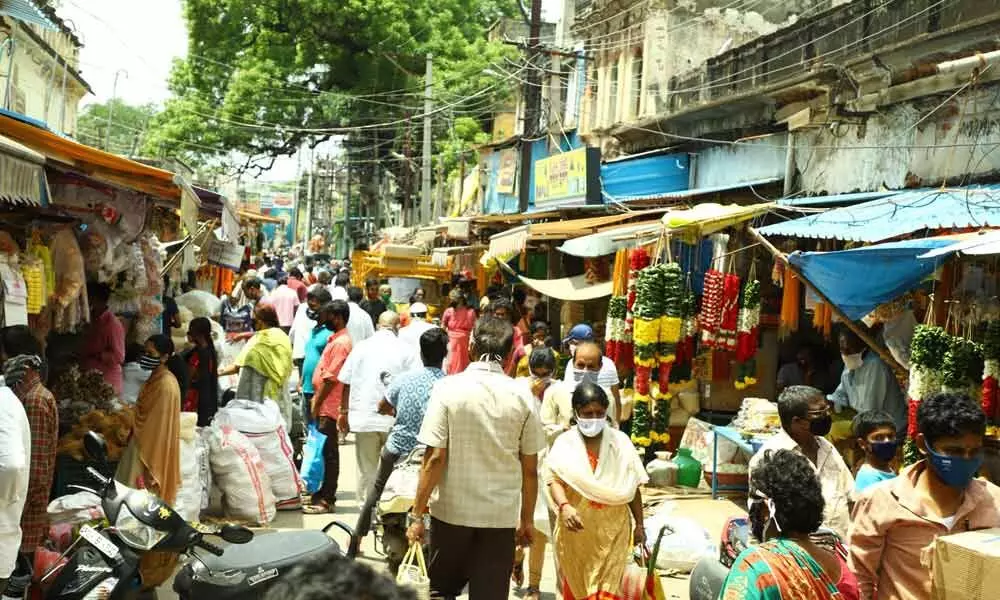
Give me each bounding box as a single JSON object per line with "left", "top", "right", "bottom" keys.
{"left": 306, "top": 145, "right": 315, "bottom": 244}
{"left": 105, "top": 69, "right": 128, "bottom": 152}
{"left": 343, "top": 148, "right": 351, "bottom": 257}
{"left": 437, "top": 156, "right": 446, "bottom": 219}
{"left": 518, "top": 0, "right": 543, "bottom": 213}
{"left": 421, "top": 54, "right": 434, "bottom": 226}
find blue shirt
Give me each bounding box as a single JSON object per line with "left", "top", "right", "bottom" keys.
{"left": 854, "top": 463, "right": 896, "bottom": 495}
{"left": 301, "top": 326, "right": 334, "bottom": 395}
{"left": 385, "top": 367, "right": 445, "bottom": 456}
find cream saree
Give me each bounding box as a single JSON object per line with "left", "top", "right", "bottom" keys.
{"left": 545, "top": 428, "right": 648, "bottom": 600}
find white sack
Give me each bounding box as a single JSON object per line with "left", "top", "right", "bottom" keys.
{"left": 48, "top": 492, "right": 104, "bottom": 525}
{"left": 174, "top": 437, "right": 203, "bottom": 521}
{"left": 208, "top": 424, "right": 276, "bottom": 525}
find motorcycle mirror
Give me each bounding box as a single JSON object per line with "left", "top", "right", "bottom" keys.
{"left": 219, "top": 524, "right": 254, "bottom": 544}
{"left": 83, "top": 431, "right": 109, "bottom": 464}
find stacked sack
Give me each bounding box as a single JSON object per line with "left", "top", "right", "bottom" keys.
{"left": 175, "top": 413, "right": 211, "bottom": 522}
{"left": 207, "top": 422, "right": 276, "bottom": 525}
{"left": 213, "top": 399, "right": 304, "bottom": 510}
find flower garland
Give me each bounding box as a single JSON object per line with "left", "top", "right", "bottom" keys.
{"left": 735, "top": 280, "right": 761, "bottom": 389}
{"left": 718, "top": 273, "right": 742, "bottom": 351}
{"left": 658, "top": 263, "right": 685, "bottom": 390}
{"left": 671, "top": 290, "right": 698, "bottom": 384}
{"left": 983, "top": 321, "right": 1000, "bottom": 423}
{"left": 651, "top": 395, "right": 671, "bottom": 446}
{"left": 904, "top": 325, "right": 949, "bottom": 464}
{"left": 605, "top": 295, "right": 628, "bottom": 363}
{"left": 625, "top": 248, "right": 651, "bottom": 373}
{"left": 631, "top": 394, "right": 652, "bottom": 447}
{"left": 700, "top": 269, "right": 725, "bottom": 347}
{"left": 633, "top": 264, "right": 662, "bottom": 419}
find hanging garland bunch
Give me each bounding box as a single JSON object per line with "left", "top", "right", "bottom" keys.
{"left": 631, "top": 397, "right": 653, "bottom": 448}
{"left": 671, "top": 290, "right": 698, "bottom": 384}
{"left": 983, "top": 321, "right": 1000, "bottom": 423}
{"left": 625, "top": 248, "right": 651, "bottom": 370}
{"left": 658, "top": 263, "right": 685, "bottom": 390}
{"left": 633, "top": 263, "right": 664, "bottom": 421}
{"left": 904, "top": 325, "right": 949, "bottom": 464}
{"left": 651, "top": 396, "right": 671, "bottom": 446}
{"left": 700, "top": 269, "right": 725, "bottom": 348}
{"left": 941, "top": 336, "right": 984, "bottom": 393}
{"left": 718, "top": 273, "right": 742, "bottom": 351}
{"left": 735, "top": 279, "right": 761, "bottom": 389}
{"left": 605, "top": 296, "right": 628, "bottom": 363}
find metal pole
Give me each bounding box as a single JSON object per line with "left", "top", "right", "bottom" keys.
{"left": 343, "top": 149, "right": 351, "bottom": 257}
{"left": 421, "top": 53, "right": 434, "bottom": 225}
{"left": 105, "top": 69, "right": 127, "bottom": 151}
{"left": 306, "top": 145, "right": 315, "bottom": 244}
{"left": 518, "top": 0, "right": 543, "bottom": 213}
{"left": 2, "top": 38, "right": 15, "bottom": 111}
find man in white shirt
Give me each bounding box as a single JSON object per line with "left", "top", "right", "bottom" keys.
{"left": 345, "top": 286, "right": 375, "bottom": 346}
{"left": 338, "top": 311, "right": 419, "bottom": 504}
{"left": 398, "top": 302, "right": 436, "bottom": 355}
{"left": 561, "top": 324, "right": 620, "bottom": 392}
{"left": 749, "top": 385, "right": 854, "bottom": 539}
{"left": 330, "top": 271, "right": 350, "bottom": 301}
{"left": 407, "top": 315, "right": 545, "bottom": 599}
{"left": 0, "top": 385, "right": 30, "bottom": 588}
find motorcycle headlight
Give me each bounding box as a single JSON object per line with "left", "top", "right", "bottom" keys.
{"left": 113, "top": 509, "right": 168, "bottom": 550}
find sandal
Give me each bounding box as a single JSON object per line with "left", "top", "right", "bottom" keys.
{"left": 524, "top": 587, "right": 541, "bottom": 600}
{"left": 303, "top": 500, "right": 334, "bottom": 514}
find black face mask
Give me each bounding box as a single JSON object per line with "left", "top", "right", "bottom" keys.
{"left": 306, "top": 309, "right": 318, "bottom": 321}
{"left": 809, "top": 414, "right": 833, "bottom": 437}
{"left": 748, "top": 499, "right": 768, "bottom": 542}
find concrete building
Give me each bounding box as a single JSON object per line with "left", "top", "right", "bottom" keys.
{"left": 0, "top": 2, "right": 91, "bottom": 135}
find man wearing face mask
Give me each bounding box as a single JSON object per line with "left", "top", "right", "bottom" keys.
{"left": 290, "top": 288, "right": 333, "bottom": 390}
{"left": 849, "top": 392, "right": 1000, "bottom": 600}
{"left": 303, "top": 300, "right": 352, "bottom": 515}
{"left": 749, "top": 386, "right": 854, "bottom": 539}
{"left": 561, "top": 325, "right": 620, "bottom": 410}
{"left": 828, "top": 328, "right": 907, "bottom": 437}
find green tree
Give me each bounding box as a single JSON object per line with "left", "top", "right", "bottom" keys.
{"left": 145, "top": 0, "right": 519, "bottom": 175}
{"left": 75, "top": 99, "right": 159, "bottom": 156}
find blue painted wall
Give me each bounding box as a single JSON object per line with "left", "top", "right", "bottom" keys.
{"left": 483, "top": 134, "right": 585, "bottom": 214}
{"left": 600, "top": 153, "right": 690, "bottom": 201}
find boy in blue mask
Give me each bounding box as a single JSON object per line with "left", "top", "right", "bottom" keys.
{"left": 849, "top": 392, "right": 1000, "bottom": 600}
{"left": 852, "top": 410, "right": 899, "bottom": 496}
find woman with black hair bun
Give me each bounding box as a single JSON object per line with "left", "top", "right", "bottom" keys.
{"left": 722, "top": 449, "right": 859, "bottom": 600}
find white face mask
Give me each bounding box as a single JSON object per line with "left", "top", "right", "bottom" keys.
{"left": 577, "top": 416, "right": 606, "bottom": 437}
{"left": 842, "top": 352, "right": 864, "bottom": 371}
{"left": 572, "top": 367, "right": 600, "bottom": 385}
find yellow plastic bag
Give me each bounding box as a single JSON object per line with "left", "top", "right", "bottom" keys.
{"left": 396, "top": 542, "right": 430, "bottom": 600}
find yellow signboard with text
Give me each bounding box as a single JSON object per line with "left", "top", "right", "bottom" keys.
{"left": 533, "top": 147, "right": 600, "bottom": 208}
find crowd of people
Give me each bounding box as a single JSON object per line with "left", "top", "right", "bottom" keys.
{"left": 3, "top": 249, "right": 1000, "bottom": 600}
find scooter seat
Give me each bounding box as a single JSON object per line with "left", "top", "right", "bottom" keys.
{"left": 200, "top": 530, "right": 338, "bottom": 571}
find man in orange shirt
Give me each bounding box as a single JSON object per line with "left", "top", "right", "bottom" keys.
{"left": 849, "top": 392, "right": 1000, "bottom": 600}
{"left": 303, "top": 299, "right": 352, "bottom": 514}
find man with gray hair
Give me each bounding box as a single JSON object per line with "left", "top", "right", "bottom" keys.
{"left": 407, "top": 315, "right": 546, "bottom": 600}
{"left": 337, "top": 311, "right": 420, "bottom": 505}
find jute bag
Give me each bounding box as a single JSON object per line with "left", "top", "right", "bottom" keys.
{"left": 396, "top": 542, "right": 430, "bottom": 600}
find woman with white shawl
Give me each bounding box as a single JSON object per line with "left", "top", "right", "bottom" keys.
{"left": 545, "top": 382, "right": 648, "bottom": 600}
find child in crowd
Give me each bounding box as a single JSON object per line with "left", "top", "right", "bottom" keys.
{"left": 852, "top": 410, "right": 899, "bottom": 495}
{"left": 849, "top": 392, "right": 1000, "bottom": 600}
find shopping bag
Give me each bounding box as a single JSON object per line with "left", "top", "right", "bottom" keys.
{"left": 621, "top": 548, "right": 648, "bottom": 600}
{"left": 396, "top": 542, "right": 430, "bottom": 600}
{"left": 300, "top": 422, "right": 326, "bottom": 494}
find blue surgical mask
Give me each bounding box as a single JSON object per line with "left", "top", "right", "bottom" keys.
{"left": 572, "top": 367, "right": 599, "bottom": 385}
{"left": 925, "top": 440, "right": 983, "bottom": 489}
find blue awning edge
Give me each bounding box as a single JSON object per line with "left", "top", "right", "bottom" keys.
{"left": 788, "top": 238, "right": 954, "bottom": 321}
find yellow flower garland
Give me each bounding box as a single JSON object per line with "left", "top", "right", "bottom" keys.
{"left": 659, "top": 316, "right": 683, "bottom": 343}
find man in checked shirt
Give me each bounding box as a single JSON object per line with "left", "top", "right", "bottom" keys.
{"left": 1, "top": 326, "right": 57, "bottom": 563}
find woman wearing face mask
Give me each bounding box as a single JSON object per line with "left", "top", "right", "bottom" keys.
{"left": 850, "top": 392, "right": 1000, "bottom": 600}
{"left": 723, "top": 449, "right": 858, "bottom": 600}
{"left": 511, "top": 348, "right": 557, "bottom": 598}
{"left": 545, "top": 382, "right": 647, "bottom": 600}
{"left": 183, "top": 317, "right": 220, "bottom": 427}
{"left": 114, "top": 334, "right": 182, "bottom": 590}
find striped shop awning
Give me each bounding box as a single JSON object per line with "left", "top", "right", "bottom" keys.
{"left": 0, "top": 133, "right": 47, "bottom": 206}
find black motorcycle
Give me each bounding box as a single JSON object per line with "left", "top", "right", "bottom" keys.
{"left": 40, "top": 432, "right": 355, "bottom": 600}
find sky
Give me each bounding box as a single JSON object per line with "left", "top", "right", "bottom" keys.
{"left": 56, "top": 0, "right": 564, "bottom": 182}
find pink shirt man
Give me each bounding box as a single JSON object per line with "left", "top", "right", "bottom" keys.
{"left": 269, "top": 284, "right": 300, "bottom": 329}
{"left": 80, "top": 309, "right": 125, "bottom": 395}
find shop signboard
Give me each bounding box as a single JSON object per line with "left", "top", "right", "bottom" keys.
{"left": 207, "top": 238, "right": 246, "bottom": 270}
{"left": 496, "top": 148, "right": 518, "bottom": 195}
{"left": 533, "top": 146, "right": 601, "bottom": 208}
{"left": 261, "top": 193, "right": 297, "bottom": 246}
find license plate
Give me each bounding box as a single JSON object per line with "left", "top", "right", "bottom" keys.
{"left": 80, "top": 525, "right": 120, "bottom": 560}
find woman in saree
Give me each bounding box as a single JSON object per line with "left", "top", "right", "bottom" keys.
{"left": 721, "top": 449, "right": 858, "bottom": 600}
{"left": 218, "top": 303, "right": 293, "bottom": 420}
{"left": 441, "top": 288, "right": 474, "bottom": 374}
{"left": 546, "top": 382, "right": 648, "bottom": 600}
{"left": 114, "top": 334, "right": 181, "bottom": 589}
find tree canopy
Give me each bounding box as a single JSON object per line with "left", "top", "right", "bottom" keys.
{"left": 145, "top": 0, "right": 520, "bottom": 175}
{"left": 75, "top": 99, "right": 159, "bottom": 157}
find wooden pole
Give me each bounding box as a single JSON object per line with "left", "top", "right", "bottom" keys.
{"left": 747, "top": 227, "right": 904, "bottom": 372}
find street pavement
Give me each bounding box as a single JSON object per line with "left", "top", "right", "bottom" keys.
{"left": 159, "top": 436, "right": 697, "bottom": 599}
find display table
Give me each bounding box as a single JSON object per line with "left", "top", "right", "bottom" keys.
{"left": 710, "top": 426, "right": 773, "bottom": 499}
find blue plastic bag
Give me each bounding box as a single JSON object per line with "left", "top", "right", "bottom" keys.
{"left": 301, "top": 422, "right": 327, "bottom": 494}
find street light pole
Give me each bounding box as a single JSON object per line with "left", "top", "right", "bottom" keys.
{"left": 518, "top": 0, "right": 543, "bottom": 213}
{"left": 105, "top": 69, "right": 128, "bottom": 152}
{"left": 421, "top": 53, "right": 433, "bottom": 225}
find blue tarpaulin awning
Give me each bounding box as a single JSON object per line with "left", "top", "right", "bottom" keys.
{"left": 600, "top": 152, "right": 689, "bottom": 201}
{"left": 788, "top": 238, "right": 954, "bottom": 320}
{"left": 759, "top": 185, "right": 1000, "bottom": 242}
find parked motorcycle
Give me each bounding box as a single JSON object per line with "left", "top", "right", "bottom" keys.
{"left": 38, "top": 431, "right": 355, "bottom": 600}
{"left": 374, "top": 445, "right": 426, "bottom": 575}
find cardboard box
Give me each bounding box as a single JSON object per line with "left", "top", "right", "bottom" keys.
{"left": 931, "top": 528, "right": 1000, "bottom": 599}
